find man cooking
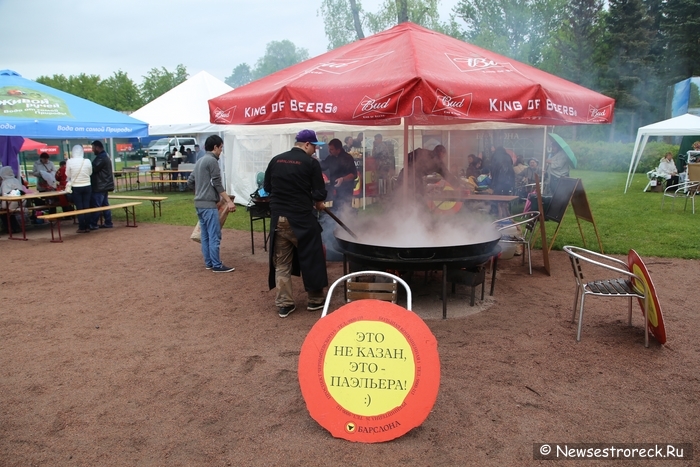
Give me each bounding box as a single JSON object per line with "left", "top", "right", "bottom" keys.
{"left": 321, "top": 138, "right": 357, "bottom": 213}
{"left": 264, "top": 129, "right": 329, "bottom": 318}
{"left": 397, "top": 144, "right": 463, "bottom": 196}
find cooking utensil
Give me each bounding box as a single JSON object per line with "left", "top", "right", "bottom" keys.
{"left": 323, "top": 207, "right": 358, "bottom": 239}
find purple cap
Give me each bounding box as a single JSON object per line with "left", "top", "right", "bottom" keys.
{"left": 296, "top": 129, "right": 326, "bottom": 145}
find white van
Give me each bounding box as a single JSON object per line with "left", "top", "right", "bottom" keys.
{"left": 147, "top": 137, "right": 198, "bottom": 160}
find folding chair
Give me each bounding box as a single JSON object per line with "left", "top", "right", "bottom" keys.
{"left": 492, "top": 211, "right": 540, "bottom": 274}
{"left": 563, "top": 246, "right": 652, "bottom": 347}
{"left": 321, "top": 271, "right": 412, "bottom": 317}
{"left": 661, "top": 181, "right": 699, "bottom": 214}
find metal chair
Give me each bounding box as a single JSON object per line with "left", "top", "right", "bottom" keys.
{"left": 563, "top": 246, "right": 652, "bottom": 347}
{"left": 321, "top": 271, "right": 412, "bottom": 317}
{"left": 661, "top": 181, "right": 699, "bottom": 214}
{"left": 492, "top": 211, "right": 540, "bottom": 274}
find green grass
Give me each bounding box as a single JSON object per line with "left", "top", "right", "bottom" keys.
{"left": 108, "top": 190, "right": 258, "bottom": 231}
{"left": 538, "top": 170, "right": 699, "bottom": 259}
{"left": 108, "top": 171, "right": 699, "bottom": 259}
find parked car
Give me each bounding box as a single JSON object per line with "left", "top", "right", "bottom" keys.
{"left": 147, "top": 137, "right": 197, "bottom": 160}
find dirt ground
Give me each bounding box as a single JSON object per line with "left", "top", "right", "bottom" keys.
{"left": 1, "top": 222, "right": 698, "bottom": 466}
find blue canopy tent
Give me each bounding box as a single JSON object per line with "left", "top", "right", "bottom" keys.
{"left": 0, "top": 69, "right": 148, "bottom": 176}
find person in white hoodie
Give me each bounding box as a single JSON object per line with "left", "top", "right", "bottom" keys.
{"left": 65, "top": 145, "right": 93, "bottom": 233}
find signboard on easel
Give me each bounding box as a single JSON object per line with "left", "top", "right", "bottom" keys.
{"left": 544, "top": 177, "right": 603, "bottom": 253}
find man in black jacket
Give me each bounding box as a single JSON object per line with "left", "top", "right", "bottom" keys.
{"left": 89, "top": 140, "right": 115, "bottom": 230}
{"left": 264, "top": 129, "right": 328, "bottom": 318}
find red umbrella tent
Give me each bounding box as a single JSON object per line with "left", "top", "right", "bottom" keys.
{"left": 209, "top": 22, "right": 614, "bottom": 127}
{"left": 20, "top": 138, "right": 48, "bottom": 152}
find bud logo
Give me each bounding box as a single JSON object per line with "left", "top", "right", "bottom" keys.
{"left": 212, "top": 106, "right": 235, "bottom": 123}
{"left": 432, "top": 89, "right": 472, "bottom": 117}
{"left": 445, "top": 53, "right": 516, "bottom": 74}
{"left": 587, "top": 104, "right": 612, "bottom": 122}
{"left": 353, "top": 89, "right": 404, "bottom": 119}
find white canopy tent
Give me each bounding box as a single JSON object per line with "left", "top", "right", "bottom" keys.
{"left": 131, "top": 71, "right": 233, "bottom": 135}
{"left": 625, "top": 113, "right": 700, "bottom": 192}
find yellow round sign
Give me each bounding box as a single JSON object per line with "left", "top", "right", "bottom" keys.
{"left": 323, "top": 321, "right": 416, "bottom": 416}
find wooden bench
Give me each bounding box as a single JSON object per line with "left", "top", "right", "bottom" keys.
{"left": 149, "top": 179, "right": 188, "bottom": 193}
{"left": 109, "top": 195, "right": 167, "bottom": 217}
{"left": 37, "top": 202, "right": 142, "bottom": 243}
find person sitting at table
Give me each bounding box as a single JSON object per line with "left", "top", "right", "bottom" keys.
{"left": 177, "top": 145, "right": 188, "bottom": 191}
{"left": 656, "top": 152, "right": 679, "bottom": 188}
{"left": 476, "top": 167, "right": 492, "bottom": 191}
{"left": 513, "top": 155, "right": 527, "bottom": 176}
{"left": 186, "top": 148, "right": 195, "bottom": 164}
{"left": 32, "top": 152, "right": 57, "bottom": 192}
{"left": 396, "top": 145, "right": 463, "bottom": 197}
{"left": 343, "top": 136, "right": 354, "bottom": 153}
{"left": 0, "top": 166, "right": 25, "bottom": 234}
{"left": 167, "top": 147, "right": 180, "bottom": 188}
{"left": 466, "top": 156, "right": 482, "bottom": 181}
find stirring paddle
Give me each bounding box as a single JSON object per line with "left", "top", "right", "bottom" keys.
{"left": 323, "top": 207, "right": 358, "bottom": 239}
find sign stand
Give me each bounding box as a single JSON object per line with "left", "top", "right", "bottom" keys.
{"left": 533, "top": 174, "right": 550, "bottom": 275}
{"left": 544, "top": 177, "right": 603, "bottom": 253}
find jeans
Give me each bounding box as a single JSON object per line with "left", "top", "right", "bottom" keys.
{"left": 196, "top": 207, "right": 222, "bottom": 269}
{"left": 72, "top": 185, "right": 92, "bottom": 231}
{"left": 90, "top": 191, "right": 112, "bottom": 227}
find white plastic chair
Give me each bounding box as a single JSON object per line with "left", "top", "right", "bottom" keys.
{"left": 563, "top": 246, "right": 652, "bottom": 347}
{"left": 492, "top": 211, "right": 540, "bottom": 274}
{"left": 321, "top": 271, "right": 412, "bottom": 317}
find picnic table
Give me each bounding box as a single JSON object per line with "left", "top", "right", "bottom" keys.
{"left": 0, "top": 191, "right": 69, "bottom": 241}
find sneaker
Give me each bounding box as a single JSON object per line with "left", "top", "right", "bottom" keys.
{"left": 89, "top": 226, "right": 99, "bottom": 231}
{"left": 99, "top": 224, "right": 114, "bottom": 229}
{"left": 307, "top": 302, "right": 325, "bottom": 311}
{"left": 205, "top": 265, "right": 213, "bottom": 270}
{"left": 212, "top": 265, "right": 235, "bottom": 273}
{"left": 278, "top": 305, "right": 296, "bottom": 318}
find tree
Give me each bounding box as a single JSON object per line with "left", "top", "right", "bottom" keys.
{"left": 543, "top": 0, "right": 605, "bottom": 89}
{"left": 252, "top": 41, "right": 309, "bottom": 80}
{"left": 225, "top": 63, "right": 253, "bottom": 88}
{"left": 365, "top": 0, "right": 445, "bottom": 34}
{"left": 140, "top": 64, "right": 188, "bottom": 103}
{"left": 601, "top": 1, "right": 655, "bottom": 108}
{"left": 98, "top": 71, "right": 143, "bottom": 111}
{"left": 319, "top": 0, "right": 458, "bottom": 50}
{"left": 453, "top": 0, "right": 565, "bottom": 67}
{"left": 661, "top": 0, "right": 700, "bottom": 83}
{"left": 37, "top": 73, "right": 102, "bottom": 102}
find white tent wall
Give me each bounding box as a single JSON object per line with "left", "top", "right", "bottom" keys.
{"left": 624, "top": 113, "right": 700, "bottom": 192}
{"left": 222, "top": 121, "right": 547, "bottom": 205}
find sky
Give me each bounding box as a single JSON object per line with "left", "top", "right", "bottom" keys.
{"left": 0, "top": 0, "right": 460, "bottom": 83}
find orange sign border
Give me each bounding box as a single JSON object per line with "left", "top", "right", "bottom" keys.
{"left": 627, "top": 249, "right": 667, "bottom": 345}
{"left": 298, "top": 300, "right": 440, "bottom": 443}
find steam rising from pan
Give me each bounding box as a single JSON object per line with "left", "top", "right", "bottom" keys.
{"left": 333, "top": 204, "right": 500, "bottom": 248}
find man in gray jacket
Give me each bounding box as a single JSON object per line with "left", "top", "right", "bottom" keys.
{"left": 187, "top": 135, "right": 236, "bottom": 273}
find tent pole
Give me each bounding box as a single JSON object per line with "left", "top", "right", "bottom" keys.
{"left": 447, "top": 131, "right": 451, "bottom": 169}
{"left": 109, "top": 138, "right": 117, "bottom": 188}
{"left": 402, "top": 118, "right": 408, "bottom": 200}
{"left": 362, "top": 128, "right": 366, "bottom": 210}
